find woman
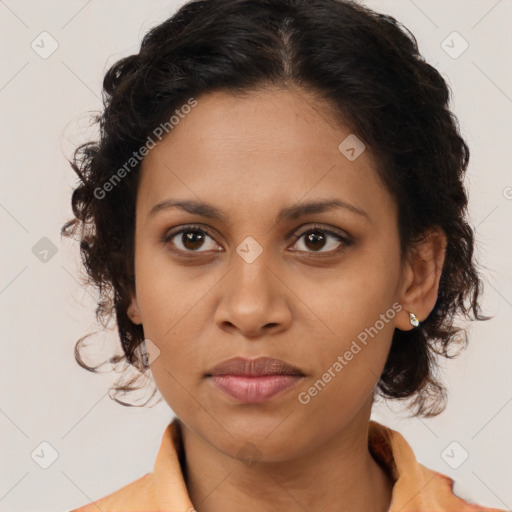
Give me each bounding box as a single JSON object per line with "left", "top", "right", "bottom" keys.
{"left": 63, "top": 0, "right": 505, "bottom": 510}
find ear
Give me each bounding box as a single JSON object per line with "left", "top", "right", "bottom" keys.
{"left": 127, "top": 295, "right": 142, "bottom": 325}
{"left": 396, "top": 226, "right": 447, "bottom": 331}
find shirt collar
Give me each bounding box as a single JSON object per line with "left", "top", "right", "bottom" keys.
{"left": 150, "top": 417, "right": 494, "bottom": 512}
{"left": 152, "top": 418, "right": 194, "bottom": 511}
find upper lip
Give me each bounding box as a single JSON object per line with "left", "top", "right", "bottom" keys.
{"left": 207, "top": 357, "right": 305, "bottom": 377}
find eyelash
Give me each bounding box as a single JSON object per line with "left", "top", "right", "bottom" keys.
{"left": 162, "top": 223, "right": 353, "bottom": 257}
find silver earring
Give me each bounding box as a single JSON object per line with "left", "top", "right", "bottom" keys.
{"left": 409, "top": 312, "right": 420, "bottom": 327}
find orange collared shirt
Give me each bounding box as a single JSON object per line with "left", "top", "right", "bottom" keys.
{"left": 70, "top": 419, "right": 505, "bottom": 512}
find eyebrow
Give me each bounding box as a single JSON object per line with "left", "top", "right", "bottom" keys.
{"left": 148, "top": 198, "right": 370, "bottom": 224}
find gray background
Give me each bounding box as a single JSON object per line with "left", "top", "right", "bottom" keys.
{"left": 0, "top": 1, "right": 511, "bottom": 511}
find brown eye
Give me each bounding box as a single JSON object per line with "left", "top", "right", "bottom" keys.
{"left": 164, "top": 227, "right": 221, "bottom": 253}
{"left": 180, "top": 230, "right": 207, "bottom": 251}
{"left": 290, "top": 225, "right": 352, "bottom": 254}
{"left": 303, "top": 230, "right": 328, "bottom": 251}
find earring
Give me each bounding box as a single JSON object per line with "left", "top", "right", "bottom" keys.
{"left": 409, "top": 312, "right": 420, "bottom": 328}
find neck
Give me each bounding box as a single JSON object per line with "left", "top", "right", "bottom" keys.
{"left": 179, "top": 415, "right": 393, "bottom": 512}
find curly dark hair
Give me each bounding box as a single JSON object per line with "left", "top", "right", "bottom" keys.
{"left": 61, "top": 0, "right": 489, "bottom": 416}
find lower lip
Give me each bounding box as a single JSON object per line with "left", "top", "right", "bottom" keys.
{"left": 209, "top": 375, "right": 303, "bottom": 403}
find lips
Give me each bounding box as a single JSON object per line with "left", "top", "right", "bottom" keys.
{"left": 206, "top": 357, "right": 305, "bottom": 403}
{"left": 208, "top": 356, "right": 305, "bottom": 377}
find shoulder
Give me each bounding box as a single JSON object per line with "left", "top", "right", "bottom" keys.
{"left": 411, "top": 460, "right": 506, "bottom": 512}
{"left": 69, "top": 472, "right": 159, "bottom": 511}
{"left": 68, "top": 419, "right": 192, "bottom": 511}
{"left": 369, "top": 421, "right": 506, "bottom": 512}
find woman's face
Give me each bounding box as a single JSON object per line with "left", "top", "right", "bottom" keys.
{"left": 128, "top": 87, "right": 411, "bottom": 461}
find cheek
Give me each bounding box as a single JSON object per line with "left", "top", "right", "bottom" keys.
{"left": 301, "top": 238, "right": 400, "bottom": 342}
{"left": 134, "top": 241, "right": 205, "bottom": 335}
{"left": 300, "top": 308, "right": 395, "bottom": 407}
{"left": 294, "top": 296, "right": 396, "bottom": 433}
{"left": 132, "top": 247, "right": 210, "bottom": 385}
{"left": 294, "top": 241, "right": 400, "bottom": 405}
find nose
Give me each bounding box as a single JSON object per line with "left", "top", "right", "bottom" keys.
{"left": 213, "top": 254, "right": 292, "bottom": 339}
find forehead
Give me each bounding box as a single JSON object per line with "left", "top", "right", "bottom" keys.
{"left": 137, "top": 87, "right": 396, "bottom": 226}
